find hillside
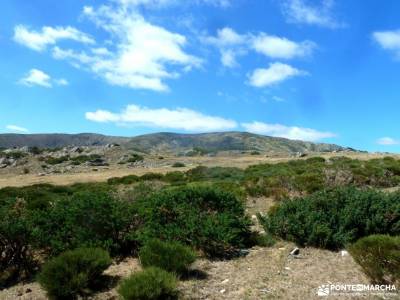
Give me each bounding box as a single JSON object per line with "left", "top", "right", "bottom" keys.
{"left": 126, "top": 131, "right": 352, "bottom": 154}
{"left": 0, "top": 131, "right": 353, "bottom": 154}
{"left": 0, "top": 133, "right": 128, "bottom": 148}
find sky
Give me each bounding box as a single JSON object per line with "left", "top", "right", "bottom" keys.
{"left": 1, "top": 0, "right": 400, "bottom": 152}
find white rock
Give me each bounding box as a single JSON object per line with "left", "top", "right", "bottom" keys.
{"left": 341, "top": 250, "right": 349, "bottom": 257}
{"left": 221, "top": 279, "right": 229, "bottom": 284}
{"left": 220, "top": 289, "right": 226, "bottom": 294}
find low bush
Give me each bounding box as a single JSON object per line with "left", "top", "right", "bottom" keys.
{"left": 135, "top": 185, "right": 251, "bottom": 258}
{"left": 139, "top": 239, "right": 196, "bottom": 275}
{"left": 118, "top": 267, "right": 178, "bottom": 300}
{"left": 349, "top": 235, "right": 400, "bottom": 284}
{"left": 127, "top": 153, "right": 144, "bottom": 163}
{"left": 44, "top": 155, "right": 70, "bottom": 165}
{"left": 107, "top": 175, "right": 140, "bottom": 185}
{"left": 259, "top": 187, "right": 400, "bottom": 249}
{"left": 32, "top": 190, "right": 138, "bottom": 255}
{"left": 0, "top": 198, "right": 36, "bottom": 287}
{"left": 38, "top": 247, "right": 111, "bottom": 299}
{"left": 172, "top": 162, "right": 185, "bottom": 168}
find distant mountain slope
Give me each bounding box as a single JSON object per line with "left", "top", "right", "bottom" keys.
{"left": 0, "top": 131, "right": 353, "bottom": 154}
{"left": 0, "top": 133, "right": 128, "bottom": 148}
{"left": 125, "top": 132, "right": 352, "bottom": 154}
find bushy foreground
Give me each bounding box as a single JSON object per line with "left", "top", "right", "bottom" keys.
{"left": 135, "top": 185, "right": 252, "bottom": 258}
{"left": 37, "top": 247, "right": 111, "bottom": 299}
{"left": 118, "top": 267, "right": 178, "bottom": 300}
{"left": 349, "top": 235, "right": 400, "bottom": 284}
{"left": 259, "top": 187, "right": 400, "bottom": 249}
{"left": 139, "top": 239, "right": 196, "bottom": 275}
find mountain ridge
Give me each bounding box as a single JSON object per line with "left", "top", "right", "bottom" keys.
{"left": 0, "top": 131, "right": 355, "bottom": 154}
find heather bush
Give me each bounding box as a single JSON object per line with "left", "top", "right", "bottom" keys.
{"left": 139, "top": 239, "right": 196, "bottom": 275}
{"left": 118, "top": 267, "right": 178, "bottom": 300}
{"left": 349, "top": 235, "right": 400, "bottom": 284}
{"left": 260, "top": 187, "right": 400, "bottom": 249}
{"left": 38, "top": 247, "right": 111, "bottom": 299}
{"left": 135, "top": 185, "right": 251, "bottom": 258}
{"left": 32, "top": 190, "right": 138, "bottom": 255}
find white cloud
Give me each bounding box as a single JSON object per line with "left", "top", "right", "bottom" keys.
{"left": 19, "top": 69, "right": 52, "bottom": 87}
{"left": 18, "top": 69, "right": 69, "bottom": 88}
{"left": 86, "top": 104, "right": 237, "bottom": 132}
{"left": 116, "top": 0, "right": 230, "bottom": 8}
{"left": 204, "top": 27, "right": 315, "bottom": 68}
{"left": 251, "top": 34, "right": 315, "bottom": 59}
{"left": 54, "top": 78, "right": 69, "bottom": 86}
{"left": 248, "top": 62, "right": 307, "bottom": 88}
{"left": 281, "top": 0, "right": 344, "bottom": 29}
{"left": 13, "top": 25, "right": 94, "bottom": 51}
{"left": 372, "top": 30, "right": 400, "bottom": 58}
{"left": 6, "top": 125, "right": 29, "bottom": 133}
{"left": 377, "top": 137, "right": 399, "bottom": 145}
{"left": 242, "top": 121, "right": 335, "bottom": 142}
{"left": 50, "top": 4, "right": 202, "bottom": 92}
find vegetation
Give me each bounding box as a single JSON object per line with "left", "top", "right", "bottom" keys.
{"left": 37, "top": 247, "right": 111, "bottom": 299}
{"left": 118, "top": 267, "right": 178, "bottom": 300}
{"left": 127, "top": 153, "right": 144, "bottom": 163}
{"left": 32, "top": 190, "right": 138, "bottom": 256}
{"left": 349, "top": 235, "right": 400, "bottom": 284}
{"left": 44, "top": 155, "right": 70, "bottom": 165}
{"left": 259, "top": 187, "right": 400, "bottom": 249}
{"left": 134, "top": 185, "right": 252, "bottom": 258}
{"left": 139, "top": 239, "right": 196, "bottom": 275}
{"left": 172, "top": 162, "right": 185, "bottom": 168}
{"left": 2, "top": 156, "right": 400, "bottom": 292}
{"left": 70, "top": 154, "right": 101, "bottom": 165}
{"left": 0, "top": 150, "right": 27, "bottom": 160}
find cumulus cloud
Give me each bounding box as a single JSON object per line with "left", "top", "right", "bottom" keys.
{"left": 203, "top": 27, "right": 316, "bottom": 68}
{"left": 281, "top": 0, "right": 344, "bottom": 29}
{"left": 86, "top": 104, "right": 237, "bottom": 131}
{"left": 18, "top": 69, "right": 69, "bottom": 88}
{"left": 377, "top": 137, "right": 399, "bottom": 145}
{"left": 13, "top": 25, "right": 94, "bottom": 51}
{"left": 241, "top": 121, "right": 335, "bottom": 142}
{"left": 248, "top": 62, "right": 307, "bottom": 87}
{"left": 372, "top": 30, "right": 400, "bottom": 58}
{"left": 6, "top": 125, "right": 29, "bottom": 133}
{"left": 50, "top": 4, "right": 202, "bottom": 92}
{"left": 252, "top": 34, "right": 315, "bottom": 59}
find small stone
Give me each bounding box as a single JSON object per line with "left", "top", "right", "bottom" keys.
{"left": 220, "top": 289, "right": 226, "bottom": 294}
{"left": 341, "top": 250, "right": 349, "bottom": 257}
{"left": 290, "top": 247, "right": 300, "bottom": 256}
{"left": 25, "top": 288, "right": 32, "bottom": 293}
{"left": 221, "top": 279, "right": 229, "bottom": 284}
{"left": 284, "top": 267, "right": 291, "bottom": 271}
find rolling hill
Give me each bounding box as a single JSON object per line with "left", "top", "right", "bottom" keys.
{"left": 0, "top": 131, "right": 354, "bottom": 154}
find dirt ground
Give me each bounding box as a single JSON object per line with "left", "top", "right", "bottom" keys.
{"left": 1, "top": 242, "right": 387, "bottom": 300}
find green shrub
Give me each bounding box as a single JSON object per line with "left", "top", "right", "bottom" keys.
{"left": 32, "top": 190, "right": 138, "bottom": 255}
{"left": 172, "top": 162, "right": 185, "bottom": 168}
{"left": 139, "top": 239, "right": 196, "bottom": 275}
{"left": 0, "top": 198, "right": 36, "bottom": 287}
{"left": 135, "top": 185, "right": 251, "bottom": 258}
{"left": 260, "top": 187, "right": 400, "bottom": 249}
{"left": 118, "top": 267, "right": 178, "bottom": 300}
{"left": 70, "top": 154, "right": 101, "bottom": 165}
{"left": 38, "top": 247, "right": 111, "bottom": 299}
{"left": 251, "top": 231, "right": 276, "bottom": 247}
{"left": 349, "top": 235, "right": 400, "bottom": 284}
{"left": 127, "top": 153, "right": 144, "bottom": 163}
{"left": 141, "top": 172, "right": 164, "bottom": 181}
{"left": 44, "top": 155, "right": 70, "bottom": 165}
{"left": 107, "top": 175, "right": 140, "bottom": 185}
{"left": 163, "top": 171, "right": 186, "bottom": 184}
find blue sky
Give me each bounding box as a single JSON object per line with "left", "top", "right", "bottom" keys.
{"left": 1, "top": 0, "right": 400, "bottom": 152}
